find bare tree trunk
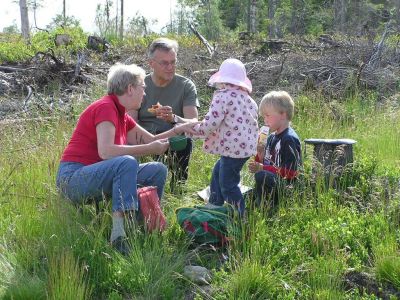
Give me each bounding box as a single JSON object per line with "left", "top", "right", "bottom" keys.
{"left": 120, "top": 0, "right": 124, "bottom": 39}
{"left": 63, "top": 0, "right": 66, "bottom": 27}
{"left": 169, "top": 0, "right": 173, "bottom": 32}
{"left": 334, "top": 0, "right": 347, "bottom": 33}
{"left": 394, "top": 0, "right": 400, "bottom": 26}
{"left": 105, "top": 0, "right": 110, "bottom": 23}
{"left": 207, "top": 0, "right": 212, "bottom": 39}
{"left": 290, "top": 0, "right": 304, "bottom": 34}
{"left": 32, "top": 0, "right": 48, "bottom": 32}
{"left": 268, "top": 0, "right": 277, "bottom": 38}
{"left": 115, "top": 0, "right": 118, "bottom": 36}
{"left": 19, "top": 0, "right": 30, "bottom": 43}
{"left": 179, "top": 6, "right": 183, "bottom": 34}
{"left": 247, "top": 0, "right": 257, "bottom": 33}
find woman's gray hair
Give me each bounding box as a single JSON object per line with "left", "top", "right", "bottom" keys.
{"left": 147, "top": 38, "right": 179, "bottom": 58}
{"left": 107, "top": 63, "right": 145, "bottom": 95}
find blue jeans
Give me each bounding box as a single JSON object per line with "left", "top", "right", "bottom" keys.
{"left": 56, "top": 155, "right": 167, "bottom": 212}
{"left": 208, "top": 156, "right": 249, "bottom": 215}
{"left": 254, "top": 170, "right": 278, "bottom": 207}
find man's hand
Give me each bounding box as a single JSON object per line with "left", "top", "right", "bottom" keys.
{"left": 156, "top": 106, "right": 174, "bottom": 122}
{"left": 174, "top": 121, "right": 202, "bottom": 135}
{"left": 248, "top": 160, "right": 263, "bottom": 173}
{"left": 149, "top": 139, "right": 169, "bottom": 155}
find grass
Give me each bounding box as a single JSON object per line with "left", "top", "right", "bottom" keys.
{"left": 1, "top": 89, "right": 400, "bottom": 299}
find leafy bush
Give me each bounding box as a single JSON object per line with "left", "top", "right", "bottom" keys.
{"left": 0, "top": 34, "right": 32, "bottom": 63}
{"left": 0, "top": 26, "right": 87, "bottom": 64}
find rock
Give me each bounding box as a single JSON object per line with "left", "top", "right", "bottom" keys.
{"left": 54, "top": 34, "right": 72, "bottom": 47}
{"left": 183, "top": 265, "right": 212, "bottom": 285}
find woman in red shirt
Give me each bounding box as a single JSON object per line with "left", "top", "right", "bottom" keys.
{"left": 57, "top": 63, "right": 196, "bottom": 255}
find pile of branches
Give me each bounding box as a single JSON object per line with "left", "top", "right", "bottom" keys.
{"left": 1, "top": 28, "right": 399, "bottom": 122}
{"left": 186, "top": 29, "right": 400, "bottom": 103}
{"left": 0, "top": 48, "right": 114, "bottom": 122}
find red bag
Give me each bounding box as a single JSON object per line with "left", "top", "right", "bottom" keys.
{"left": 137, "top": 186, "right": 167, "bottom": 232}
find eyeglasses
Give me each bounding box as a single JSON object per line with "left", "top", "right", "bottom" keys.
{"left": 130, "top": 83, "right": 146, "bottom": 90}
{"left": 153, "top": 59, "right": 177, "bottom": 68}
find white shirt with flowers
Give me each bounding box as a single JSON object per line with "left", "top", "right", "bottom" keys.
{"left": 191, "top": 86, "right": 258, "bottom": 158}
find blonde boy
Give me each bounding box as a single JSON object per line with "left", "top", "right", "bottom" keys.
{"left": 248, "top": 91, "right": 301, "bottom": 208}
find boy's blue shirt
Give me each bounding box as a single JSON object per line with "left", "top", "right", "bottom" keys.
{"left": 263, "top": 127, "right": 302, "bottom": 178}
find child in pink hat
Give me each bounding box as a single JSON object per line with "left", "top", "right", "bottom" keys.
{"left": 190, "top": 58, "right": 258, "bottom": 216}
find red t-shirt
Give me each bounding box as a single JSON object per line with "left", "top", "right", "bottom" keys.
{"left": 61, "top": 94, "right": 136, "bottom": 165}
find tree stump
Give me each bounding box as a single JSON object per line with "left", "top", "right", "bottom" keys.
{"left": 305, "top": 138, "right": 357, "bottom": 188}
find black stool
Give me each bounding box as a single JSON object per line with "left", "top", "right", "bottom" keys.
{"left": 304, "top": 138, "right": 357, "bottom": 188}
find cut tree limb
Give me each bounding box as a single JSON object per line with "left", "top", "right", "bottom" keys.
{"left": 188, "top": 22, "right": 216, "bottom": 57}
{"left": 23, "top": 85, "right": 33, "bottom": 110}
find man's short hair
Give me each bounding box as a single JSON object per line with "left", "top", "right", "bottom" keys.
{"left": 260, "top": 91, "right": 295, "bottom": 121}
{"left": 107, "top": 63, "right": 145, "bottom": 96}
{"left": 148, "top": 38, "right": 179, "bottom": 58}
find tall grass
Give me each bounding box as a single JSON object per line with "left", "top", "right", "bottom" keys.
{"left": 1, "top": 91, "right": 400, "bottom": 299}
{"left": 374, "top": 237, "right": 400, "bottom": 289}
{"left": 47, "top": 251, "right": 92, "bottom": 300}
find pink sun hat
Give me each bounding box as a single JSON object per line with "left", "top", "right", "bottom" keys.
{"left": 208, "top": 58, "right": 252, "bottom": 93}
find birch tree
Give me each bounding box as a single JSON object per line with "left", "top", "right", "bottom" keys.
{"left": 248, "top": 0, "right": 257, "bottom": 33}
{"left": 334, "top": 0, "right": 348, "bottom": 33}
{"left": 63, "top": 0, "right": 66, "bottom": 27}
{"left": 120, "top": 0, "right": 124, "bottom": 39}
{"left": 268, "top": 0, "right": 278, "bottom": 38}
{"left": 19, "top": 0, "right": 30, "bottom": 42}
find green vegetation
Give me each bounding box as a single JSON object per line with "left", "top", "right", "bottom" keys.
{"left": 0, "top": 27, "right": 87, "bottom": 64}
{"left": 1, "top": 82, "right": 399, "bottom": 299}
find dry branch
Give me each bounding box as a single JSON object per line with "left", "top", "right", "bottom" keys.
{"left": 188, "top": 22, "right": 215, "bottom": 57}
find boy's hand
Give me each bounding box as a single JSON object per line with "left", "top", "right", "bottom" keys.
{"left": 256, "top": 142, "right": 264, "bottom": 158}
{"left": 248, "top": 161, "right": 263, "bottom": 173}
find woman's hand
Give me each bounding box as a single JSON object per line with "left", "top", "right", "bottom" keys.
{"left": 248, "top": 160, "right": 263, "bottom": 173}
{"left": 148, "top": 139, "right": 170, "bottom": 155}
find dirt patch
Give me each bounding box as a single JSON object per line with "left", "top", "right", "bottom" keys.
{"left": 344, "top": 270, "right": 400, "bottom": 299}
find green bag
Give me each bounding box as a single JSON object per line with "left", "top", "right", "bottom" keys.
{"left": 176, "top": 205, "right": 233, "bottom": 245}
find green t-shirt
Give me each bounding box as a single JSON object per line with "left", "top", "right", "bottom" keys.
{"left": 138, "top": 74, "right": 199, "bottom": 133}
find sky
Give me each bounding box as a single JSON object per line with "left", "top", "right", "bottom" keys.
{"left": 1, "top": 0, "right": 178, "bottom": 33}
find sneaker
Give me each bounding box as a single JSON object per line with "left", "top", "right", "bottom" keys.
{"left": 111, "top": 236, "right": 130, "bottom": 256}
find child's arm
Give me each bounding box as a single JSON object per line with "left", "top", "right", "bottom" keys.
{"left": 250, "top": 138, "right": 301, "bottom": 180}
{"left": 190, "top": 92, "right": 225, "bottom": 138}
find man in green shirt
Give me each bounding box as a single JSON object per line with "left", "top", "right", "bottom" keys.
{"left": 129, "top": 38, "right": 199, "bottom": 192}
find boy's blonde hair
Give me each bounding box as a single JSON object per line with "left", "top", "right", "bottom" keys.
{"left": 107, "top": 63, "right": 145, "bottom": 96}
{"left": 259, "top": 91, "right": 294, "bottom": 121}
